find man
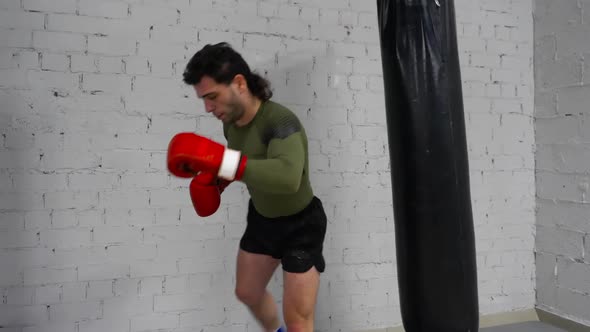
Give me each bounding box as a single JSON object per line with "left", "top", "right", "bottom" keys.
{"left": 166, "top": 42, "right": 327, "bottom": 332}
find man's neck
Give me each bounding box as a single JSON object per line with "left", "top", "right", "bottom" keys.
{"left": 235, "top": 97, "right": 262, "bottom": 127}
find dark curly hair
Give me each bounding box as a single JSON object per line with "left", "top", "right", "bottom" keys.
{"left": 183, "top": 42, "right": 272, "bottom": 101}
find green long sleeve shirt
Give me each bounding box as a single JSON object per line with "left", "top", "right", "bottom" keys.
{"left": 224, "top": 100, "right": 314, "bottom": 218}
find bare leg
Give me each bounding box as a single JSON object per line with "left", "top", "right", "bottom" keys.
{"left": 235, "top": 249, "right": 281, "bottom": 332}
{"left": 283, "top": 266, "right": 320, "bottom": 332}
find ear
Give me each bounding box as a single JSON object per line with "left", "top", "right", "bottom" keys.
{"left": 231, "top": 74, "right": 248, "bottom": 94}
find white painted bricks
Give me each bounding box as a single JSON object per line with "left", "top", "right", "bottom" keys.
{"left": 0, "top": 0, "right": 535, "bottom": 331}
{"left": 534, "top": 0, "right": 590, "bottom": 325}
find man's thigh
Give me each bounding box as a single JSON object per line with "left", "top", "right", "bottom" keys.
{"left": 282, "top": 266, "right": 320, "bottom": 321}
{"left": 236, "top": 249, "right": 280, "bottom": 295}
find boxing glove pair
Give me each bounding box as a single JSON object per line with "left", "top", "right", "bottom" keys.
{"left": 167, "top": 133, "right": 245, "bottom": 217}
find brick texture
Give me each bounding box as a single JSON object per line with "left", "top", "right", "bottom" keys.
{"left": 534, "top": 0, "right": 590, "bottom": 326}
{"left": 0, "top": 0, "right": 535, "bottom": 331}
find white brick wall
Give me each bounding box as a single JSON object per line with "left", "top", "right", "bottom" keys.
{"left": 534, "top": 0, "right": 590, "bottom": 326}
{"left": 0, "top": 0, "right": 534, "bottom": 331}
{"left": 459, "top": 0, "right": 536, "bottom": 316}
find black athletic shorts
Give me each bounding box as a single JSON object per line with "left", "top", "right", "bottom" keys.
{"left": 239, "top": 196, "right": 327, "bottom": 273}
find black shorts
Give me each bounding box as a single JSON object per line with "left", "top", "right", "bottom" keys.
{"left": 239, "top": 196, "right": 327, "bottom": 273}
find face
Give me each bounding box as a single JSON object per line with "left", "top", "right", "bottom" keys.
{"left": 194, "top": 75, "right": 245, "bottom": 124}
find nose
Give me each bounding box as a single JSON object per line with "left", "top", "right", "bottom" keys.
{"left": 204, "top": 100, "right": 215, "bottom": 113}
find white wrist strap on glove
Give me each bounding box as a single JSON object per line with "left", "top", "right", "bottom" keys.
{"left": 218, "top": 148, "right": 241, "bottom": 181}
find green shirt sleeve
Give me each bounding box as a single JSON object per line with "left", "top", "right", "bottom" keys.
{"left": 241, "top": 132, "right": 305, "bottom": 194}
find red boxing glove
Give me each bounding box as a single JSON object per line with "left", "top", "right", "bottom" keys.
{"left": 189, "top": 172, "right": 221, "bottom": 217}
{"left": 167, "top": 133, "right": 247, "bottom": 181}
{"left": 217, "top": 178, "right": 231, "bottom": 194}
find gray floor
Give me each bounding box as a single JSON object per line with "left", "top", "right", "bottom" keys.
{"left": 482, "top": 321, "right": 566, "bottom": 332}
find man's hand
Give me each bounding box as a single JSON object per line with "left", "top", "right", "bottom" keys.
{"left": 189, "top": 172, "right": 221, "bottom": 217}
{"left": 167, "top": 132, "right": 247, "bottom": 181}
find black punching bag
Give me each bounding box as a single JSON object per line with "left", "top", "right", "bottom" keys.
{"left": 376, "top": 0, "right": 479, "bottom": 331}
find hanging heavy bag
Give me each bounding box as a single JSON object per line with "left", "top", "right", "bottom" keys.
{"left": 376, "top": 0, "right": 479, "bottom": 331}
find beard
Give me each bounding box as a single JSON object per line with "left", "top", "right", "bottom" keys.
{"left": 223, "top": 92, "right": 245, "bottom": 124}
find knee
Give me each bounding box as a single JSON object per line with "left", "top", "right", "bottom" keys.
{"left": 234, "top": 286, "right": 263, "bottom": 306}
{"left": 285, "top": 321, "right": 308, "bottom": 332}
{"left": 285, "top": 311, "right": 313, "bottom": 332}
